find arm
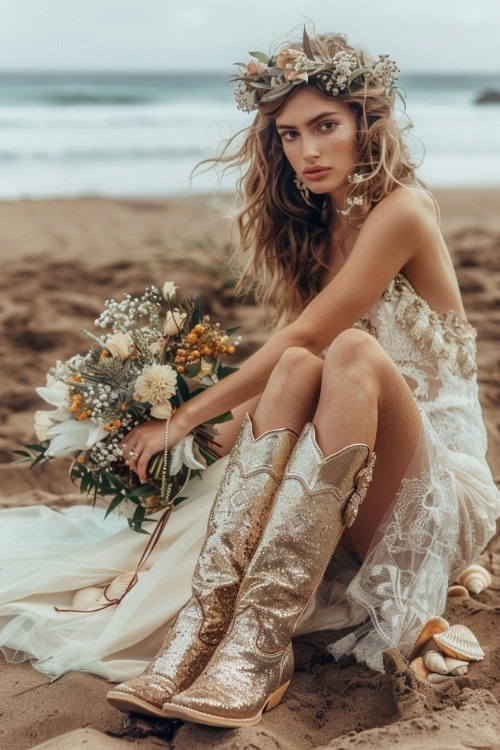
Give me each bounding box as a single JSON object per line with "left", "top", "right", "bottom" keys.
{"left": 290, "top": 186, "right": 437, "bottom": 354}
{"left": 182, "top": 187, "right": 433, "bottom": 431}
{"left": 126, "top": 187, "right": 435, "bottom": 482}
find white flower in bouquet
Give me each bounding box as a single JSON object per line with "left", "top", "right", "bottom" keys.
{"left": 104, "top": 331, "right": 134, "bottom": 360}
{"left": 34, "top": 410, "right": 58, "bottom": 441}
{"left": 162, "top": 281, "right": 178, "bottom": 300}
{"left": 163, "top": 310, "right": 187, "bottom": 336}
{"left": 43, "top": 418, "right": 108, "bottom": 457}
{"left": 150, "top": 401, "right": 174, "bottom": 419}
{"left": 169, "top": 433, "right": 207, "bottom": 475}
{"left": 149, "top": 337, "right": 165, "bottom": 356}
{"left": 134, "top": 364, "right": 177, "bottom": 405}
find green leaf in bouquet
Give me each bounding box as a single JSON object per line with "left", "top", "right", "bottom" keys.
{"left": 25, "top": 443, "right": 48, "bottom": 452}
{"left": 217, "top": 365, "right": 239, "bottom": 378}
{"left": 30, "top": 451, "right": 49, "bottom": 469}
{"left": 176, "top": 373, "right": 191, "bottom": 403}
{"left": 173, "top": 495, "right": 189, "bottom": 507}
{"left": 103, "top": 471, "right": 126, "bottom": 492}
{"left": 184, "top": 361, "right": 201, "bottom": 378}
{"left": 128, "top": 504, "right": 150, "bottom": 534}
{"left": 104, "top": 492, "right": 126, "bottom": 518}
{"left": 191, "top": 296, "right": 201, "bottom": 327}
{"left": 225, "top": 326, "right": 243, "bottom": 336}
{"left": 170, "top": 393, "right": 181, "bottom": 409}
{"left": 198, "top": 445, "right": 219, "bottom": 467}
{"left": 80, "top": 471, "right": 92, "bottom": 494}
{"left": 12, "top": 450, "right": 32, "bottom": 458}
{"left": 126, "top": 484, "right": 158, "bottom": 499}
{"left": 127, "top": 518, "right": 150, "bottom": 535}
{"left": 205, "top": 410, "right": 234, "bottom": 425}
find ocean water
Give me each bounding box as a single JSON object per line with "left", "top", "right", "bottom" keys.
{"left": 0, "top": 71, "right": 498, "bottom": 199}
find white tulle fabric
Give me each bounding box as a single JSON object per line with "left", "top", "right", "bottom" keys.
{"left": 1, "top": 271, "right": 499, "bottom": 680}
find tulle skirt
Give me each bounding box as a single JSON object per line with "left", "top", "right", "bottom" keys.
{"left": 1, "top": 407, "right": 499, "bottom": 680}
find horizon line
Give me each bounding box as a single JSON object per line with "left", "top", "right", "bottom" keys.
{"left": 0, "top": 68, "right": 498, "bottom": 77}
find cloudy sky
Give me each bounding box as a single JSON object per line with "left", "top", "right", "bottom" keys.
{"left": 0, "top": 0, "right": 499, "bottom": 73}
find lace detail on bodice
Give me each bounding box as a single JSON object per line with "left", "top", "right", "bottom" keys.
{"left": 354, "top": 272, "right": 478, "bottom": 381}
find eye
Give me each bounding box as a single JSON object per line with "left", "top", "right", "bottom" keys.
{"left": 280, "top": 130, "right": 298, "bottom": 142}
{"left": 319, "top": 121, "right": 337, "bottom": 132}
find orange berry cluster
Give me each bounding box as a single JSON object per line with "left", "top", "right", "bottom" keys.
{"left": 174, "top": 322, "right": 235, "bottom": 374}
{"left": 103, "top": 418, "right": 122, "bottom": 433}
{"left": 69, "top": 392, "right": 92, "bottom": 421}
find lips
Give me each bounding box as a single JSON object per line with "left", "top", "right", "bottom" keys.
{"left": 303, "top": 166, "right": 331, "bottom": 181}
{"left": 303, "top": 165, "right": 330, "bottom": 174}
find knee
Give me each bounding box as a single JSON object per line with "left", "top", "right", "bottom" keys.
{"left": 324, "top": 329, "right": 382, "bottom": 383}
{"left": 272, "top": 346, "right": 323, "bottom": 385}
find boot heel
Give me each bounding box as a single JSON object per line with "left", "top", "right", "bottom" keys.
{"left": 264, "top": 680, "right": 290, "bottom": 712}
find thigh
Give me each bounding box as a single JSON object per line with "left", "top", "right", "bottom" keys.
{"left": 344, "top": 343, "right": 424, "bottom": 559}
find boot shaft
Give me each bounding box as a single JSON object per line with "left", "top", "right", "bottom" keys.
{"left": 235, "top": 421, "right": 376, "bottom": 651}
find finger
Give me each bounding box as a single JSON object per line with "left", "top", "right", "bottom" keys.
{"left": 136, "top": 447, "right": 152, "bottom": 484}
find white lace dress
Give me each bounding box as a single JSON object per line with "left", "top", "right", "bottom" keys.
{"left": 0, "top": 272, "right": 498, "bottom": 679}
{"left": 296, "top": 271, "right": 500, "bottom": 670}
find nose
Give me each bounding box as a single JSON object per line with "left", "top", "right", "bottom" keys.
{"left": 301, "top": 134, "right": 320, "bottom": 161}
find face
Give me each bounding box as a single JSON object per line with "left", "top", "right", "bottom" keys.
{"left": 275, "top": 86, "right": 358, "bottom": 207}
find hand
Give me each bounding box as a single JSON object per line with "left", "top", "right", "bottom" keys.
{"left": 119, "top": 409, "right": 191, "bottom": 484}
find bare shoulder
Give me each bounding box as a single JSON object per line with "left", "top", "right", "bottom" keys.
{"left": 370, "top": 184, "right": 439, "bottom": 227}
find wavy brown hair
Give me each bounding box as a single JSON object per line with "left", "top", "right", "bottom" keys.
{"left": 191, "top": 29, "right": 436, "bottom": 331}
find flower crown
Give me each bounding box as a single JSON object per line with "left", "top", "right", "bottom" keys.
{"left": 231, "top": 27, "right": 401, "bottom": 113}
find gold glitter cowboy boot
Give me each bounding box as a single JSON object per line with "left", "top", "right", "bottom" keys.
{"left": 163, "top": 421, "right": 377, "bottom": 727}
{"left": 107, "top": 413, "right": 298, "bottom": 718}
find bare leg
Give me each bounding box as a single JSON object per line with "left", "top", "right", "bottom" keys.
{"left": 312, "top": 328, "right": 424, "bottom": 558}
{"left": 251, "top": 347, "right": 324, "bottom": 436}
{"left": 207, "top": 348, "right": 323, "bottom": 456}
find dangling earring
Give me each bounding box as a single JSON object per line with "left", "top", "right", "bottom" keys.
{"left": 294, "top": 175, "right": 316, "bottom": 208}
{"left": 337, "top": 171, "right": 366, "bottom": 216}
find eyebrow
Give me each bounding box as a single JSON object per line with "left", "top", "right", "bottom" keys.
{"left": 276, "top": 110, "right": 341, "bottom": 131}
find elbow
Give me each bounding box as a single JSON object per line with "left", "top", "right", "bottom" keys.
{"left": 277, "top": 323, "right": 323, "bottom": 355}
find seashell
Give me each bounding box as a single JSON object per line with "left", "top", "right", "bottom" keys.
{"left": 427, "top": 673, "right": 452, "bottom": 684}
{"left": 103, "top": 571, "right": 138, "bottom": 602}
{"left": 433, "top": 624, "right": 485, "bottom": 661}
{"left": 447, "top": 585, "right": 469, "bottom": 598}
{"left": 423, "top": 649, "right": 449, "bottom": 675}
{"left": 408, "top": 616, "right": 450, "bottom": 660}
{"left": 410, "top": 656, "right": 431, "bottom": 680}
{"left": 457, "top": 564, "right": 492, "bottom": 595}
{"left": 71, "top": 585, "right": 107, "bottom": 611}
{"left": 444, "top": 657, "right": 468, "bottom": 676}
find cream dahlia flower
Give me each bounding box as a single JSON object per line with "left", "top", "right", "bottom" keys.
{"left": 134, "top": 364, "right": 177, "bottom": 405}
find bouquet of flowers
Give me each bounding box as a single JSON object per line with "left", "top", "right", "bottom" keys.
{"left": 13, "top": 280, "right": 242, "bottom": 534}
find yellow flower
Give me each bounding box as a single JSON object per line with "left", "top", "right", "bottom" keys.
{"left": 134, "top": 364, "right": 177, "bottom": 405}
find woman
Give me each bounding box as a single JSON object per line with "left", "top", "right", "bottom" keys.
{"left": 1, "top": 28, "right": 499, "bottom": 729}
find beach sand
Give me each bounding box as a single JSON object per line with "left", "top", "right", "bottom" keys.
{"left": 0, "top": 188, "right": 499, "bottom": 749}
